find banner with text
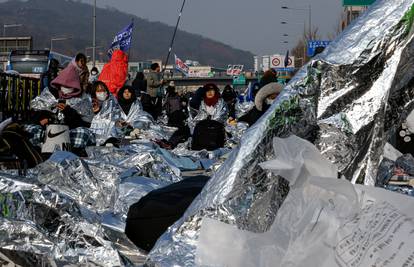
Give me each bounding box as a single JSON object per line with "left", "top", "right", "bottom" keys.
{"left": 107, "top": 22, "right": 134, "bottom": 58}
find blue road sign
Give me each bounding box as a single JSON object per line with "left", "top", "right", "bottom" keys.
{"left": 308, "top": 40, "right": 331, "bottom": 57}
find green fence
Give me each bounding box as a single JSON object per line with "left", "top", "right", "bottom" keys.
{"left": 0, "top": 73, "right": 42, "bottom": 122}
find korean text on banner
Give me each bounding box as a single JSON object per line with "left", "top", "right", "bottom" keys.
{"left": 108, "top": 22, "right": 134, "bottom": 58}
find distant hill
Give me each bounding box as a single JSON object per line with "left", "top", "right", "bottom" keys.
{"left": 0, "top": 0, "right": 254, "bottom": 68}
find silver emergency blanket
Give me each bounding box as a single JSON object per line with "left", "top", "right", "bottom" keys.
{"left": 147, "top": 0, "right": 414, "bottom": 265}
{"left": 91, "top": 98, "right": 174, "bottom": 143}
{"left": 90, "top": 96, "right": 121, "bottom": 145}
{"left": 30, "top": 87, "right": 94, "bottom": 123}
{"left": 0, "top": 144, "right": 186, "bottom": 266}
{"left": 188, "top": 98, "right": 228, "bottom": 132}
{"left": 225, "top": 121, "right": 249, "bottom": 145}
{"left": 235, "top": 100, "right": 254, "bottom": 119}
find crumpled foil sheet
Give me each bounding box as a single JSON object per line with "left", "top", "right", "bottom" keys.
{"left": 30, "top": 87, "right": 94, "bottom": 123}
{"left": 0, "top": 171, "right": 146, "bottom": 266}
{"left": 225, "top": 121, "right": 249, "bottom": 144}
{"left": 90, "top": 96, "right": 122, "bottom": 145}
{"left": 147, "top": 0, "right": 414, "bottom": 265}
{"left": 188, "top": 98, "right": 228, "bottom": 133}
{"left": 235, "top": 101, "right": 254, "bottom": 119}
{"left": 91, "top": 98, "right": 174, "bottom": 143}
{"left": 0, "top": 141, "right": 192, "bottom": 266}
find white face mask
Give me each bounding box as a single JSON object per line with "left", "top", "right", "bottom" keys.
{"left": 266, "top": 98, "right": 275, "bottom": 105}
{"left": 91, "top": 71, "right": 98, "bottom": 76}
{"left": 96, "top": 92, "right": 108, "bottom": 101}
{"left": 61, "top": 86, "right": 74, "bottom": 95}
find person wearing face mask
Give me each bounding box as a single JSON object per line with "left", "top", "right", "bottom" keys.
{"left": 90, "top": 81, "right": 122, "bottom": 145}
{"left": 90, "top": 81, "right": 111, "bottom": 113}
{"left": 89, "top": 67, "right": 100, "bottom": 84}
{"left": 238, "top": 82, "right": 283, "bottom": 127}
{"left": 24, "top": 63, "right": 95, "bottom": 156}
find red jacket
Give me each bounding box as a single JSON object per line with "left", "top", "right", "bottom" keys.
{"left": 99, "top": 50, "right": 128, "bottom": 96}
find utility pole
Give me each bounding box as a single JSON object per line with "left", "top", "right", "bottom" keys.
{"left": 93, "top": 0, "right": 96, "bottom": 67}
{"left": 309, "top": 4, "right": 312, "bottom": 39}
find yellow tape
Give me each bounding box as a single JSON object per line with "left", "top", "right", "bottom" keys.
{"left": 22, "top": 79, "right": 26, "bottom": 111}
{"left": 15, "top": 77, "right": 20, "bottom": 112}
{"left": 7, "top": 77, "right": 11, "bottom": 112}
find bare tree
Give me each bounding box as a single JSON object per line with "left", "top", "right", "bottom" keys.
{"left": 327, "top": 11, "right": 346, "bottom": 41}
{"left": 291, "top": 26, "right": 320, "bottom": 67}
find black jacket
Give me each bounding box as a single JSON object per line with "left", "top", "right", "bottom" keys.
{"left": 62, "top": 106, "right": 91, "bottom": 129}
{"left": 238, "top": 107, "right": 264, "bottom": 126}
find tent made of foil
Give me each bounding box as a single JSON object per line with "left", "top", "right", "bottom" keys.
{"left": 147, "top": 0, "right": 414, "bottom": 266}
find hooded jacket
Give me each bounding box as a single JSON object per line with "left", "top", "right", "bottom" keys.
{"left": 99, "top": 50, "right": 129, "bottom": 96}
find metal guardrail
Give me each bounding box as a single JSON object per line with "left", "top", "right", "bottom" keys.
{"left": 0, "top": 73, "right": 41, "bottom": 122}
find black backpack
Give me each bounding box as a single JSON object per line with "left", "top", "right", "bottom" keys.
{"left": 191, "top": 119, "right": 225, "bottom": 151}
{"left": 125, "top": 175, "right": 210, "bottom": 252}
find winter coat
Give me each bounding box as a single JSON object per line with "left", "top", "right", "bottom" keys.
{"left": 132, "top": 72, "right": 147, "bottom": 94}
{"left": 146, "top": 71, "right": 163, "bottom": 98}
{"left": 239, "top": 82, "right": 283, "bottom": 126}
{"left": 99, "top": 50, "right": 129, "bottom": 96}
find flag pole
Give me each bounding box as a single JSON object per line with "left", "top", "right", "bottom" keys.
{"left": 162, "top": 0, "right": 187, "bottom": 79}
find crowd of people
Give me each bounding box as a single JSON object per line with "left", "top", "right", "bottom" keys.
{"left": 1, "top": 50, "right": 284, "bottom": 165}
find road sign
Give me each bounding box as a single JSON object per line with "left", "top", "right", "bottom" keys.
{"left": 307, "top": 40, "right": 331, "bottom": 57}
{"left": 270, "top": 55, "right": 295, "bottom": 68}
{"left": 274, "top": 67, "right": 295, "bottom": 72}
{"left": 233, "top": 74, "right": 246, "bottom": 85}
{"left": 343, "top": 0, "right": 375, "bottom": 6}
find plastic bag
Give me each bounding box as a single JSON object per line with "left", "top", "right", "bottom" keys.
{"left": 196, "top": 135, "right": 414, "bottom": 267}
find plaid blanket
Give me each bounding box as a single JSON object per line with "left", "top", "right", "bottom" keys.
{"left": 24, "top": 124, "right": 95, "bottom": 149}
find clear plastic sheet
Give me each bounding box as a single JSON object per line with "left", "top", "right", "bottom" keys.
{"left": 147, "top": 0, "right": 414, "bottom": 265}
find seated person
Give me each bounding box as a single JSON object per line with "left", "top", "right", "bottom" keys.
{"left": 156, "top": 97, "right": 190, "bottom": 149}
{"left": 191, "top": 83, "right": 228, "bottom": 151}
{"left": 25, "top": 63, "right": 95, "bottom": 156}
{"left": 164, "top": 81, "right": 182, "bottom": 121}
{"left": 90, "top": 81, "right": 122, "bottom": 145}
{"left": 239, "top": 83, "right": 283, "bottom": 127}
{"left": 115, "top": 85, "right": 153, "bottom": 136}
{"left": 221, "top": 85, "right": 238, "bottom": 120}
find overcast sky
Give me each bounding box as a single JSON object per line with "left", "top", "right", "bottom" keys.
{"left": 90, "top": 0, "right": 344, "bottom": 56}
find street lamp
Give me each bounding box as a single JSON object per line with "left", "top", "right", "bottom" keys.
{"left": 50, "top": 37, "right": 71, "bottom": 52}
{"left": 281, "top": 5, "right": 312, "bottom": 38}
{"left": 3, "top": 24, "right": 23, "bottom": 37}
